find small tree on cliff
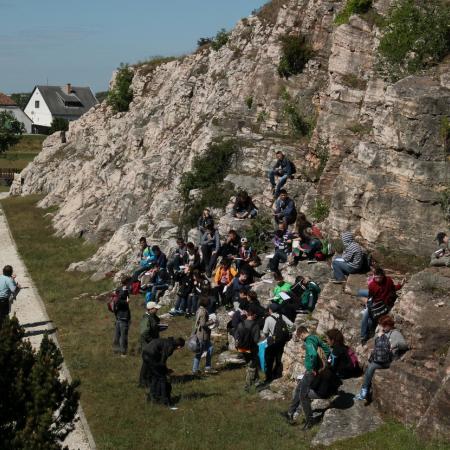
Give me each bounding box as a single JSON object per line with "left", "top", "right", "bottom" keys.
{"left": 0, "top": 317, "right": 80, "bottom": 450}
{"left": 107, "top": 63, "right": 134, "bottom": 113}
{"left": 0, "top": 111, "right": 25, "bottom": 154}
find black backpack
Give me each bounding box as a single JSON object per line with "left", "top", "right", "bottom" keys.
{"left": 272, "top": 314, "right": 290, "bottom": 344}
{"left": 290, "top": 161, "right": 297, "bottom": 176}
{"left": 360, "top": 252, "right": 372, "bottom": 273}
{"left": 371, "top": 333, "right": 393, "bottom": 364}
{"left": 235, "top": 322, "right": 257, "bottom": 351}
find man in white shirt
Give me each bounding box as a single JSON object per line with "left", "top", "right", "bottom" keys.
{"left": 0, "top": 265, "right": 20, "bottom": 326}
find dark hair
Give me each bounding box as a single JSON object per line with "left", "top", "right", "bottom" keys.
{"left": 139, "top": 237, "right": 147, "bottom": 243}
{"left": 239, "top": 300, "right": 250, "bottom": 311}
{"left": 3, "top": 265, "right": 13, "bottom": 277}
{"left": 174, "top": 337, "right": 185, "bottom": 348}
{"left": 276, "top": 151, "right": 284, "bottom": 155}
{"left": 121, "top": 276, "right": 131, "bottom": 286}
{"left": 247, "top": 291, "right": 258, "bottom": 302}
{"left": 206, "top": 223, "right": 215, "bottom": 231}
{"left": 199, "top": 295, "right": 210, "bottom": 308}
{"left": 176, "top": 237, "right": 184, "bottom": 244}
{"left": 273, "top": 271, "right": 283, "bottom": 281}
{"left": 279, "top": 189, "right": 287, "bottom": 195}
{"left": 228, "top": 229, "right": 237, "bottom": 237}
{"left": 250, "top": 255, "right": 261, "bottom": 266}
{"left": 247, "top": 304, "right": 260, "bottom": 316}
{"left": 221, "top": 258, "right": 231, "bottom": 268}
{"left": 296, "top": 325, "right": 308, "bottom": 335}
{"left": 378, "top": 315, "right": 395, "bottom": 328}
{"left": 374, "top": 267, "right": 385, "bottom": 277}
{"left": 325, "top": 329, "right": 345, "bottom": 346}
{"left": 436, "top": 232, "right": 447, "bottom": 244}
{"left": 186, "top": 242, "right": 195, "bottom": 251}
{"left": 151, "top": 245, "right": 160, "bottom": 253}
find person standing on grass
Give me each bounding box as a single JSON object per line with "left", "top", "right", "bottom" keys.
{"left": 0, "top": 265, "right": 20, "bottom": 326}
{"left": 113, "top": 277, "right": 131, "bottom": 357}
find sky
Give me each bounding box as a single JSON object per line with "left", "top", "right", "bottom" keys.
{"left": 0, "top": 0, "right": 266, "bottom": 94}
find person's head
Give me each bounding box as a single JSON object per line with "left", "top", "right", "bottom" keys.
{"left": 237, "top": 191, "right": 249, "bottom": 202}
{"left": 183, "top": 265, "right": 192, "bottom": 274}
{"left": 436, "top": 232, "right": 448, "bottom": 245}
{"left": 373, "top": 267, "right": 386, "bottom": 284}
{"left": 239, "top": 290, "right": 248, "bottom": 301}
{"left": 151, "top": 245, "right": 161, "bottom": 255}
{"left": 276, "top": 151, "right": 284, "bottom": 161}
{"left": 240, "top": 237, "right": 249, "bottom": 248}
{"left": 121, "top": 276, "right": 131, "bottom": 286}
{"left": 203, "top": 208, "right": 211, "bottom": 218}
{"left": 239, "top": 272, "right": 249, "bottom": 283}
{"left": 341, "top": 231, "right": 354, "bottom": 246}
{"left": 279, "top": 189, "right": 288, "bottom": 200}
{"left": 173, "top": 337, "right": 185, "bottom": 349}
{"left": 199, "top": 295, "right": 210, "bottom": 308}
{"left": 247, "top": 290, "right": 258, "bottom": 303}
{"left": 273, "top": 271, "right": 284, "bottom": 283}
{"left": 278, "top": 222, "right": 287, "bottom": 232}
{"left": 192, "top": 269, "right": 202, "bottom": 280}
{"left": 176, "top": 237, "right": 185, "bottom": 248}
{"left": 221, "top": 258, "right": 231, "bottom": 269}
{"left": 3, "top": 265, "right": 13, "bottom": 277}
{"left": 325, "top": 328, "right": 345, "bottom": 347}
{"left": 295, "top": 325, "right": 309, "bottom": 341}
{"left": 206, "top": 222, "right": 215, "bottom": 232}
{"left": 247, "top": 303, "right": 259, "bottom": 320}
{"left": 268, "top": 303, "right": 280, "bottom": 315}
{"left": 146, "top": 301, "right": 161, "bottom": 314}
{"left": 186, "top": 242, "right": 196, "bottom": 253}
{"left": 304, "top": 227, "right": 313, "bottom": 238}
{"left": 227, "top": 230, "right": 237, "bottom": 241}
{"left": 378, "top": 315, "right": 395, "bottom": 332}
{"left": 249, "top": 255, "right": 261, "bottom": 267}
{"left": 139, "top": 237, "right": 147, "bottom": 249}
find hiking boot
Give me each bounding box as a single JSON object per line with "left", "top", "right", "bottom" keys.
{"left": 355, "top": 387, "right": 368, "bottom": 401}
{"left": 204, "top": 368, "right": 218, "bottom": 375}
{"left": 283, "top": 412, "right": 296, "bottom": 425}
{"left": 301, "top": 420, "right": 313, "bottom": 431}
{"left": 329, "top": 278, "right": 344, "bottom": 284}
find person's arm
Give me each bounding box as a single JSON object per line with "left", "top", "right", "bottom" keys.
{"left": 284, "top": 159, "right": 293, "bottom": 176}
{"left": 303, "top": 341, "right": 316, "bottom": 372}
{"left": 389, "top": 330, "right": 408, "bottom": 354}
{"left": 318, "top": 339, "right": 331, "bottom": 358}
{"left": 262, "top": 317, "right": 271, "bottom": 337}
{"left": 213, "top": 231, "right": 220, "bottom": 252}
{"left": 282, "top": 314, "right": 294, "bottom": 330}
{"left": 6, "top": 277, "right": 17, "bottom": 294}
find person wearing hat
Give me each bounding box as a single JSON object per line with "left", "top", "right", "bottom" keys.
{"left": 261, "top": 302, "right": 294, "bottom": 384}
{"left": 235, "top": 237, "right": 255, "bottom": 270}
{"left": 138, "top": 301, "right": 162, "bottom": 388}
{"left": 430, "top": 232, "right": 450, "bottom": 267}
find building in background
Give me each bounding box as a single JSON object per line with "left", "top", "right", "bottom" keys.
{"left": 24, "top": 84, "right": 98, "bottom": 133}
{"left": 0, "top": 92, "right": 33, "bottom": 133}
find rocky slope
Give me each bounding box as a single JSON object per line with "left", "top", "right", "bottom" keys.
{"left": 11, "top": 0, "right": 450, "bottom": 441}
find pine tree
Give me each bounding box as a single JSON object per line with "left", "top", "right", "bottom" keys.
{"left": 0, "top": 317, "right": 80, "bottom": 450}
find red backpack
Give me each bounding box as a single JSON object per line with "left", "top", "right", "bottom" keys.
{"left": 107, "top": 292, "right": 119, "bottom": 313}
{"left": 131, "top": 281, "right": 141, "bottom": 295}
{"left": 347, "top": 346, "right": 359, "bottom": 369}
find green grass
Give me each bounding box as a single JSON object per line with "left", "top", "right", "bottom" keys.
{"left": 0, "top": 135, "right": 45, "bottom": 170}
{"left": 1, "top": 195, "right": 447, "bottom": 450}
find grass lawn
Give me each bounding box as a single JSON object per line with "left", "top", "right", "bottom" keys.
{"left": 1, "top": 195, "right": 448, "bottom": 450}
{"left": 0, "top": 135, "right": 46, "bottom": 170}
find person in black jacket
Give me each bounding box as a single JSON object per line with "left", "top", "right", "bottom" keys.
{"left": 268, "top": 151, "right": 293, "bottom": 197}
{"left": 170, "top": 266, "right": 193, "bottom": 316}
{"left": 325, "top": 328, "right": 360, "bottom": 379}
{"left": 232, "top": 191, "right": 258, "bottom": 219}
{"left": 197, "top": 208, "right": 214, "bottom": 235}
{"left": 142, "top": 337, "right": 185, "bottom": 406}
{"left": 113, "top": 277, "right": 131, "bottom": 356}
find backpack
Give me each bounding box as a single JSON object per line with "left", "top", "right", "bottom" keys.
{"left": 347, "top": 346, "right": 359, "bottom": 369}
{"left": 235, "top": 322, "right": 257, "bottom": 351}
{"left": 272, "top": 314, "right": 290, "bottom": 344}
{"left": 316, "top": 344, "right": 329, "bottom": 373}
{"left": 360, "top": 252, "right": 372, "bottom": 273}
{"left": 290, "top": 161, "right": 297, "bottom": 176}
{"left": 107, "top": 291, "right": 119, "bottom": 313}
{"left": 371, "top": 333, "right": 393, "bottom": 364}
{"left": 367, "top": 298, "right": 390, "bottom": 320}
{"left": 131, "top": 281, "right": 141, "bottom": 295}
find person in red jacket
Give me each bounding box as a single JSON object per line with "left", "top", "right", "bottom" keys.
{"left": 360, "top": 267, "right": 405, "bottom": 344}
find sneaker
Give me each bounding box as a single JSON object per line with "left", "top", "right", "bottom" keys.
{"left": 329, "top": 279, "right": 344, "bottom": 284}
{"left": 302, "top": 420, "right": 313, "bottom": 431}
{"left": 355, "top": 388, "right": 368, "bottom": 401}
{"left": 307, "top": 260, "right": 318, "bottom": 264}
{"left": 204, "top": 368, "right": 218, "bottom": 374}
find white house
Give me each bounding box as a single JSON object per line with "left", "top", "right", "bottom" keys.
{"left": 0, "top": 92, "right": 32, "bottom": 133}
{"left": 24, "top": 84, "right": 98, "bottom": 133}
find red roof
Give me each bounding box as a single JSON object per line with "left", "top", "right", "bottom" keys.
{"left": 0, "top": 92, "right": 16, "bottom": 106}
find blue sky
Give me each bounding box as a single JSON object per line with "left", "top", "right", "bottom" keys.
{"left": 0, "top": 0, "right": 266, "bottom": 94}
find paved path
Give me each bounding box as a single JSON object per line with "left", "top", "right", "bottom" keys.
{"left": 0, "top": 193, "right": 95, "bottom": 450}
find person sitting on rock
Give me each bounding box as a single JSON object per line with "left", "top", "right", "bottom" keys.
{"left": 331, "top": 231, "right": 363, "bottom": 283}
{"left": 200, "top": 223, "right": 221, "bottom": 277}
{"left": 355, "top": 315, "right": 408, "bottom": 402}
{"left": 430, "top": 231, "right": 450, "bottom": 267}
{"left": 296, "top": 213, "right": 312, "bottom": 241}
{"left": 149, "top": 266, "right": 170, "bottom": 302}
{"left": 169, "top": 266, "right": 194, "bottom": 317}
{"left": 294, "top": 227, "right": 323, "bottom": 263}
{"left": 138, "top": 301, "right": 162, "bottom": 388}
{"left": 197, "top": 208, "right": 214, "bottom": 235}
{"left": 268, "top": 222, "right": 294, "bottom": 273}
{"left": 262, "top": 303, "right": 294, "bottom": 385}
{"left": 142, "top": 336, "right": 185, "bottom": 407}
{"left": 325, "top": 328, "right": 361, "bottom": 379}
{"left": 291, "top": 276, "right": 321, "bottom": 313}
{"left": 228, "top": 271, "right": 252, "bottom": 310}
{"left": 151, "top": 245, "right": 167, "bottom": 270}
{"left": 268, "top": 151, "right": 294, "bottom": 198}
{"left": 133, "top": 237, "right": 155, "bottom": 281}
{"left": 285, "top": 326, "right": 337, "bottom": 429}
{"left": 232, "top": 191, "right": 258, "bottom": 219}
{"left": 239, "top": 255, "right": 263, "bottom": 284}
{"left": 273, "top": 189, "right": 297, "bottom": 227}
{"left": 213, "top": 259, "right": 237, "bottom": 307}
{"left": 359, "top": 267, "right": 405, "bottom": 345}
{"left": 167, "top": 237, "right": 188, "bottom": 281}
{"left": 272, "top": 271, "right": 293, "bottom": 304}
{"left": 186, "top": 242, "right": 202, "bottom": 271}
{"left": 219, "top": 229, "right": 241, "bottom": 261}
{"left": 235, "top": 303, "right": 262, "bottom": 391}
{"left": 235, "top": 237, "right": 255, "bottom": 269}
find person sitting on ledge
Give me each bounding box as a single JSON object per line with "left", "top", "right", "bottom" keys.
{"left": 268, "top": 151, "right": 294, "bottom": 198}
{"left": 331, "top": 231, "right": 363, "bottom": 283}
{"left": 232, "top": 191, "right": 258, "bottom": 219}
{"left": 430, "top": 231, "right": 450, "bottom": 267}
{"left": 273, "top": 189, "right": 297, "bottom": 227}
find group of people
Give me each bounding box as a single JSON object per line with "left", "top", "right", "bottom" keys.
{"left": 108, "top": 150, "right": 445, "bottom": 423}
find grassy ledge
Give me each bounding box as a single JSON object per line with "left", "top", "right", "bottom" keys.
{"left": 1, "top": 195, "right": 446, "bottom": 450}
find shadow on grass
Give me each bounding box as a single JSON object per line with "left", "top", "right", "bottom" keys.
{"left": 171, "top": 373, "right": 204, "bottom": 384}
{"left": 217, "top": 362, "right": 247, "bottom": 372}
{"left": 176, "top": 392, "right": 220, "bottom": 402}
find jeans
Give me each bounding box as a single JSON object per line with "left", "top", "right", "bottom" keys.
{"left": 113, "top": 319, "right": 129, "bottom": 355}
{"left": 234, "top": 208, "right": 258, "bottom": 219}
{"left": 287, "top": 371, "right": 320, "bottom": 420}
{"left": 357, "top": 289, "right": 369, "bottom": 298}
{"left": 193, "top": 340, "right": 213, "bottom": 372}
{"left": 268, "top": 170, "right": 288, "bottom": 196}
{"left": 132, "top": 265, "right": 151, "bottom": 282}
{"left": 269, "top": 249, "right": 288, "bottom": 272}
{"left": 332, "top": 259, "right": 359, "bottom": 281}
{"left": 265, "top": 340, "right": 286, "bottom": 382}
{"left": 362, "top": 362, "right": 390, "bottom": 390}
{"left": 151, "top": 283, "right": 169, "bottom": 301}
{"left": 187, "top": 294, "right": 198, "bottom": 314}
{"left": 361, "top": 308, "right": 375, "bottom": 340}
{"left": 244, "top": 351, "right": 259, "bottom": 387}
{"left": 167, "top": 254, "right": 184, "bottom": 277}
{"left": 174, "top": 295, "right": 187, "bottom": 312}
{"left": 201, "top": 246, "right": 218, "bottom": 276}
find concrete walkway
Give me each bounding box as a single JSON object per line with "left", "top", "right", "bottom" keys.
{"left": 0, "top": 193, "right": 95, "bottom": 450}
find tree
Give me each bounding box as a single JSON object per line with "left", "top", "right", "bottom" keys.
{"left": 0, "top": 111, "right": 25, "bottom": 154}
{"left": 0, "top": 317, "right": 80, "bottom": 450}
{"left": 49, "top": 118, "right": 69, "bottom": 134}
{"left": 107, "top": 63, "right": 134, "bottom": 113}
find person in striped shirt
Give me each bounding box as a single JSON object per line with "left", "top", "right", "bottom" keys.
{"left": 331, "top": 231, "right": 363, "bottom": 282}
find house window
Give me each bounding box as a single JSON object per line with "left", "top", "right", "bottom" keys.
{"left": 35, "top": 100, "right": 40, "bottom": 108}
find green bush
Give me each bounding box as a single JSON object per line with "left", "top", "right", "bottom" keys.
{"left": 277, "top": 34, "right": 313, "bottom": 78}
{"left": 245, "top": 96, "right": 253, "bottom": 109}
{"left": 107, "top": 64, "right": 134, "bottom": 113}
{"left": 378, "top": 0, "right": 450, "bottom": 81}
{"left": 49, "top": 117, "right": 69, "bottom": 134}
{"left": 281, "top": 90, "right": 316, "bottom": 138}
{"left": 335, "top": 0, "right": 373, "bottom": 25}
{"left": 0, "top": 111, "right": 25, "bottom": 154}
{"left": 211, "top": 29, "right": 230, "bottom": 51}
{"left": 245, "top": 211, "right": 273, "bottom": 253}
{"left": 309, "top": 198, "right": 330, "bottom": 222}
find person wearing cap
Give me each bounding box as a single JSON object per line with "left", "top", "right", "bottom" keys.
{"left": 430, "top": 232, "right": 450, "bottom": 267}
{"left": 138, "top": 301, "right": 162, "bottom": 388}
{"left": 0, "top": 265, "right": 20, "bottom": 326}
{"left": 235, "top": 237, "right": 255, "bottom": 269}
{"left": 262, "top": 302, "right": 294, "bottom": 384}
